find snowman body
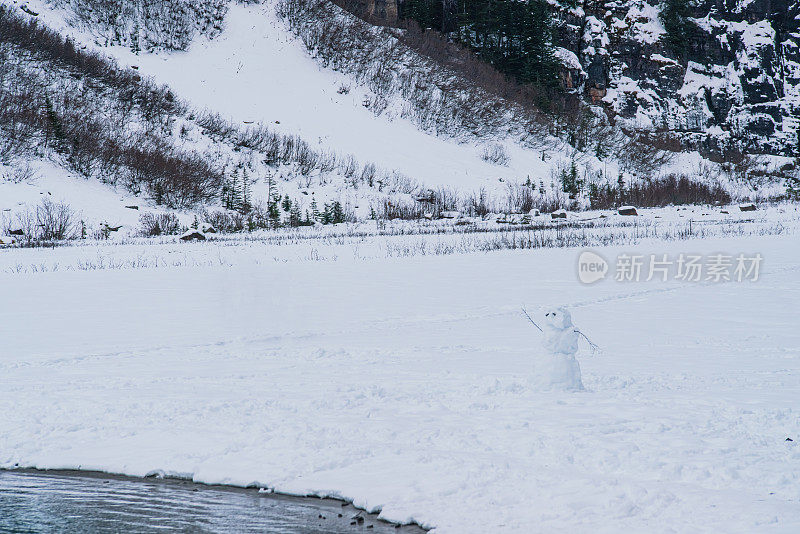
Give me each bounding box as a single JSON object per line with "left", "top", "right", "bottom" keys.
{"left": 531, "top": 308, "right": 583, "bottom": 391}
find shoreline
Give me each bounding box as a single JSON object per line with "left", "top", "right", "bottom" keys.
{"left": 1, "top": 468, "right": 429, "bottom": 533}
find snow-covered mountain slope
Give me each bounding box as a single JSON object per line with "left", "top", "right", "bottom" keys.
{"left": 17, "top": 0, "right": 560, "bottom": 191}
{"left": 0, "top": 0, "right": 795, "bottom": 237}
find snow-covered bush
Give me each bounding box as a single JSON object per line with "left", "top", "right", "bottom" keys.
{"left": 481, "top": 144, "right": 510, "bottom": 166}
{"left": 0, "top": 199, "right": 78, "bottom": 243}
{"left": 50, "top": 0, "right": 229, "bottom": 51}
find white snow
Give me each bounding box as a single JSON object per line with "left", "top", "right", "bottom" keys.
{"left": 0, "top": 159, "right": 148, "bottom": 231}
{"left": 624, "top": 1, "right": 665, "bottom": 45}
{"left": 554, "top": 47, "right": 585, "bottom": 74}
{"left": 2, "top": 224, "right": 800, "bottom": 532}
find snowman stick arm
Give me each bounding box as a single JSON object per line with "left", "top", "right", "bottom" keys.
{"left": 521, "top": 307, "right": 543, "bottom": 333}
{"left": 575, "top": 329, "right": 600, "bottom": 353}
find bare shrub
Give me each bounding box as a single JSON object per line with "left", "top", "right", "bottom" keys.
{"left": 360, "top": 163, "right": 377, "bottom": 187}
{"left": 5, "top": 207, "right": 37, "bottom": 243}
{"left": 318, "top": 152, "right": 337, "bottom": 173}
{"left": 201, "top": 209, "right": 246, "bottom": 233}
{"left": 375, "top": 197, "right": 424, "bottom": 220}
{"left": 463, "top": 188, "right": 491, "bottom": 217}
{"left": 339, "top": 155, "right": 358, "bottom": 180}
{"left": 0, "top": 7, "right": 221, "bottom": 207}
{"left": 36, "top": 198, "right": 78, "bottom": 240}
{"left": 481, "top": 144, "right": 510, "bottom": 166}
{"left": 1, "top": 162, "right": 37, "bottom": 183}
{"left": 619, "top": 133, "right": 679, "bottom": 177}
{"left": 277, "top": 0, "right": 555, "bottom": 141}
{"left": 197, "top": 112, "right": 237, "bottom": 139}
{"left": 295, "top": 141, "right": 319, "bottom": 175}
{"left": 589, "top": 174, "right": 731, "bottom": 209}
{"left": 432, "top": 187, "right": 459, "bottom": 213}
{"left": 139, "top": 212, "right": 183, "bottom": 236}
{"left": 1, "top": 200, "right": 77, "bottom": 242}
{"left": 505, "top": 183, "right": 536, "bottom": 213}
{"left": 719, "top": 152, "right": 771, "bottom": 189}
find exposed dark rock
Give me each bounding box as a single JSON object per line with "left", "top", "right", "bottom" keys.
{"left": 179, "top": 230, "right": 206, "bottom": 241}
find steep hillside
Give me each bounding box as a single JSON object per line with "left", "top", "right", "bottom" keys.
{"left": 550, "top": 0, "right": 799, "bottom": 158}
{"left": 1, "top": 0, "right": 796, "bottom": 238}
{"left": 19, "top": 0, "right": 575, "bottom": 188}
{"left": 364, "top": 0, "right": 800, "bottom": 158}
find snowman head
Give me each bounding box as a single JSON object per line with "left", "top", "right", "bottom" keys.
{"left": 544, "top": 307, "right": 573, "bottom": 330}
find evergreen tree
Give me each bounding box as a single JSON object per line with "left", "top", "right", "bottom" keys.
{"left": 289, "top": 204, "right": 302, "bottom": 227}
{"left": 787, "top": 175, "right": 800, "bottom": 200}
{"left": 320, "top": 203, "right": 331, "bottom": 225}
{"left": 617, "top": 173, "right": 626, "bottom": 204}
{"left": 269, "top": 202, "right": 281, "bottom": 227}
{"left": 221, "top": 180, "right": 232, "bottom": 210}
{"left": 455, "top": 0, "right": 559, "bottom": 87}
{"left": 560, "top": 160, "right": 580, "bottom": 197}
{"left": 266, "top": 172, "right": 279, "bottom": 210}
{"left": 401, "top": 0, "right": 444, "bottom": 31}
{"left": 588, "top": 182, "right": 600, "bottom": 206}
{"left": 241, "top": 168, "right": 251, "bottom": 213}
{"left": 331, "top": 201, "right": 345, "bottom": 224}
{"left": 130, "top": 19, "right": 141, "bottom": 54}
{"left": 229, "top": 169, "right": 240, "bottom": 211}
{"left": 44, "top": 97, "right": 66, "bottom": 153}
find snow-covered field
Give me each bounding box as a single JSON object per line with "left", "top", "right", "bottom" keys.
{"left": 1, "top": 2, "right": 799, "bottom": 530}
{"left": 2, "top": 213, "right": 800, "bottom": 532}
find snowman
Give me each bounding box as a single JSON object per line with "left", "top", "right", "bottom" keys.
{"left": 530, "top": 307, "right": 584, "bottom": 391}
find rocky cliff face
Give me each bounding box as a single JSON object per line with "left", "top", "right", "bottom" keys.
{"left": 551, "top": 0, "right": 800, "bottom": 158}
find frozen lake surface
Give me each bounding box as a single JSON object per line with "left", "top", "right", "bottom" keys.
{"left": 0, "top": 470, "right": 424, "bottom": 533}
